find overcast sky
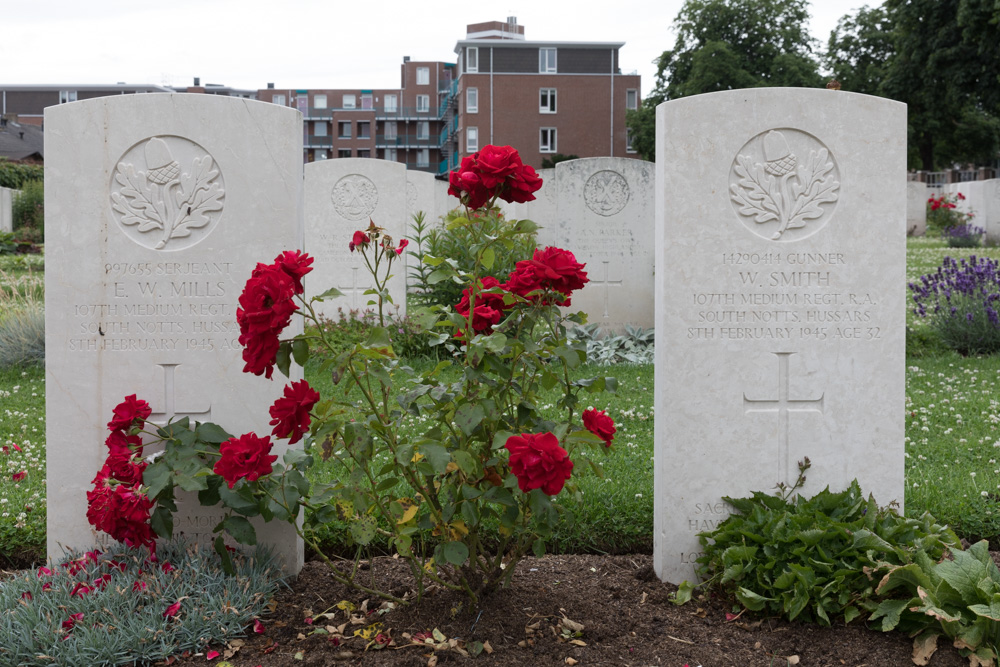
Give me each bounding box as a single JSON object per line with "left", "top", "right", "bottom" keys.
{"left": 2, "top": 0, "right": 867, "bottom": 97}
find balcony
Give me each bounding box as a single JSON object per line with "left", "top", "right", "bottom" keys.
{"left": 375, "top": 134, "right": 438, "bottom": 149}
{"left": 304, "top": 135, "right": 333, "bottom": 148}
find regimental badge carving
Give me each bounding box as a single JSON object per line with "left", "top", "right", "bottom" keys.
{"left": 730, "top": 129, "right": 840, "bottom": 242}
{"left": 110, "top": 136, "right": 225, "bottom": 251}
{"left": 584, "top": 170, "right": 629, "bottom": 217}
{"left": 332, "top": 174, "right": 378, "bottom": 221}
{"left": 406, "top": 181, "right": 418, "bottom": 212}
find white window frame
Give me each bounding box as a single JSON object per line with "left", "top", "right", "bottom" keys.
{"left": 384, "top": 94, "right": 397, "bottom": 113}
{"left": 385, "top": 148, "right": 398, "bottom": 161}
{"left": 416, "top": 95, "right": 430, "bottom": 113}
{"left": 466, "top": 87, "right": 478, "bottom": 113}
{"left": 467, "top": 127, "right": 479, "bottom": 152}
{"left": 467, "top": 47, "right": 479, "bottom": 73}
{"left": 540, "top": 88, "right": 556, "bottom": 114}
{"left": 626, "top": 89, "right": 638, "bottom": 110}
{"left": 314, "top": 122, "right": 328, "bottom": 137}
{"left": 314, "top": 94, "right": 328, "bottom": 109}
{"left": 384, "top": 121, "right": 397, "bottom": 140}
{"left": 416, "top": 67, "right": 430, "bottom": 85}
{"left": 342, "top": 94, "right": 356, "bottom": 109}
{"left": 357, "top": 121, "right": 371, "bottom": 139}
{"left": 361, "top": 93, "right": 373, "bottom": 109}
{"left": 539, "top": 48, "right": 557, "bottom": 73}
{"left": 59, "top": 90, "right": 78, "bottom": 104}
{"left": 417, "top": 148, "right": 430, "bottom": 168}
{"left": 416, "top": 121, "right": 429, "bottom": 140}
{"left": 540, "top": 127, "right": 557, "bottom": 153}
{"left": 272, "top": 94, "right": 286, "bottom": 106}
{"left": 338, "top": 121, "right": 351, "bottom": 139}
{"left": 626, "top": 128, "right": 637, "bottom": 153}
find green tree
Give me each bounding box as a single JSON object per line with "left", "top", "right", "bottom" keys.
{"left": 824, "top": 4, "right": 895, "bottom": 95}
{"left": 626, "top": 0, "right": 824, "bottom": 160}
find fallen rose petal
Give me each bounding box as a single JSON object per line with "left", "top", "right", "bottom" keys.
{"left": 206, "top": 650, "right": 220, "bottom": 660}
{"left": 164, "top": 601, "right": 182, "bottom": 618}
{"left": 253, "top": 619, "right": 265, "bottom": 634}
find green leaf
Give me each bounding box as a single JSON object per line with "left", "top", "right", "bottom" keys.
{"left": 350, "top": 515, "right": 378, "bottom": 545}
{"left": 454, "top": 403, "right": 485, "bottom": 436}
{"left": 376, "top": 477, "right": 400, "bottom": 492}
{"left": 195, "top": 422, "right": 232, "bottom": 444}
{"left": 735, "top": 587, "right": 772, "bottom": 611}
{"left": 441, "top": 541, "right": 469, "bottom": 565}
{"left": 276, "top": 341, "right": 292, "bottom": 379}
{"left": 672, "top": 580, "right": 695, "bottom": 605}
{"left": 292, "top": 338, "right": 310, "bottom": 366}
{"left": 215, "top": 536, "right": 235, "bottom": 575}
{"left": 427, "top": 268, "right": 451, "bottom": 285}
{"left": 223, "top": 515, "right": 257, "bottom": 545}
{"left": 512, "top": 219, "right": 538, "bottom": 235}
{"left": 198, "top": 477, "right": 222, "bottom": 507}
{"left": 365, "top": 326, "right": 392, "bottom": 348}
{"left": 150, "top": 506, "right": 173, "bottom": 540}
{"left": 421, "top": 444, "right": 452, "bottom": 474}
{"left": 314, "top": 287, "right": 345, "bottom": 301}
{"left": 481, "top": 246, "right": 495, "bottom": 269}
{"left": 144, "top": 462, "right": 172, "bottom": 499}
{"left": 532, "top": 538, "right": 546, "bottom": 558}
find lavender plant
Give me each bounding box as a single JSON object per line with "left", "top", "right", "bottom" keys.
{"left": 943, "top": 224, "right": 985, "bottom": 248}
{"left": 909, "top": 255, "right": 1000, "bottom": 355}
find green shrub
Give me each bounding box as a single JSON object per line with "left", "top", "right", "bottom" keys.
{"left": 409, "top": 207, "right": 536, "bottom": 309}
{"left": 12, "top": 180, "right": 43, "bottom": 239}
{"left": 311, "top": 306, "right": 433, "bottom": 359}
{"left": 0, "top": 160, "right": 44, "bottom": 189}
{"left": 682, "top": 464, "right": 959, "bottom": 627}
{"left": 0, "top": 231, "right": 17, "bottom": 255}
{"left": 927, "top": 191, "right": 975, "bottom": 234}
{"left": 909, "top": 256, "right": 1000, "bottom": 355}
{"left": 0, "top": 305, "right": 45, "bottom": 368}
{"left": 570, "top": 324, "right": 654, "bottom": 365}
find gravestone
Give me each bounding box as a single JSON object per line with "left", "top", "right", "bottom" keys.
{"left": 546, "top": 158, "right": 654, "bottom": 334}
{"left": 654, "top": 89, "right": 906, "bottom": 584}
{"left": 516, "top": 167, "right": 557, "bottom": 245}
{"left": 943, "top": 180, "right": 1000, "bottom": 245}
{"left": 305, "top": 158, "right": 407, "bottom": 319}
{"left": 0, "top": 186, "right": 13, "bottom": 233}
{"left": 906, "top": 181, "right": 927, "bottom": 236}
{"left": 45, "top": 94, "right": 304, "bottom": 574}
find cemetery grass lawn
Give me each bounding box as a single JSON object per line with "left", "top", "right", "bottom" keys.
{"left": 0, "top": 364, "right": 45, "bottom": 567}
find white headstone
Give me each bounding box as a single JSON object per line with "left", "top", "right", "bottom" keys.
{"left": 45, "top": 94, "right": 304, "bottom": 574}
{"left": 547, "top": 158, "right": 654, "bottom": 334}
{"left": 0, "top": 186, "right": 14, "bottom": 233}
{"left": 517, "top": 168, "right": 557, "bottom": 244}
{"left": 654, "top": 89, "right": 906, "bottom": 584}
{"left": 305, "top": 158, "right": 407, "bottom": 319}
{"left": 906, "top": 181, "right": 927, "bottom": 236}
{"left": 943, "top": 180, "right": 1000, "bottom": 244}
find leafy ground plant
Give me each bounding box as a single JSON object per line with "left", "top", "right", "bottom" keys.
{"left": 0, "top": 540, "right": 280, "bottom": 667}
{"left": 945, "top": 224, "right": 986, "bottom": 249}
{"left": 680, "top": 461, "right": 959, "bottom": 627}
{"left": 569, "top": 324, "right": 654, "bottom": 365}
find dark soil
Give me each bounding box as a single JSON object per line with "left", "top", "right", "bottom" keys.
{"left": 192, "top": 553, "right": 969, "bottom": 667}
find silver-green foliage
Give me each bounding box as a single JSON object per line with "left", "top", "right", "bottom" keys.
{"left": 570, "top": 324, "right": 654, "bottom": 365}
{"left": 0, "top": 541, "right": 281, "bottom": 667}
{"left": 0, "top": 305, "right": 44, "bottom": 368}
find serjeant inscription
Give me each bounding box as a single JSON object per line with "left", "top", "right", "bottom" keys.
{"left": 332, "top": 174, "right": 378, "bottom": 220}
{"left": 110, "top": 136, "right": 225, "bottom": 251}
{"left": 730, "top": 129, "right": 840, "bottom": 242}
{"left": 583, "top": 170, "right": 630, "bottom": 217}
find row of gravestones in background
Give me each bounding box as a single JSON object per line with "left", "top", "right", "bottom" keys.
{"left": 46, "top": 90, "right": 901, "bottom": 587}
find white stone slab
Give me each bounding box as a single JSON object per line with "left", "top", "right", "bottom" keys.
{"left": 654, "top": 89, "right": 906, "bottom": 584}
{"left": 518, "top": 168, "right": 557, "bottom": 247}
{"left": 906, "top": 181, "right": 927, "bottom": 236}
{"left": 305, "top": 158, "right": 407, "bottom": 319}
{"left": 943, "top": 180, "right": 1000, "bottom": 244}
{"left": 0, "top": 186, "right": 13, "bottom": 233}
{"left": 549, "top": 158, "right": 654, "bottom": 334}
{"left": 45, "top": 94, "right": 304, "bottom": 574}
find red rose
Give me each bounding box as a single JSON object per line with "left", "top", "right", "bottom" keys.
{"left": 237, "top": 263, "right": 298, "bottom": 379}
{"left": 521, "top": 247, "right": 588, "bottom": 296}
{"left": 273, "top": 250, "right": 313, "bottom": 294}
{"left": 12, "top": 470, "right": 26, "bottom": 482}
{"left": 269, "top": 380, "right": 321, "bottom": 444}
{"left": 394, "top": 238, "right": 409, "bottom": 256}
{"left": 105, "top": 429, "right": 143, "bottom": 458}
{"left": 448, "top": 159, "right": 491, "bottom": 210}
{"left": 455, "top": 276, "right": 511, "bottom": 334}
{"left": 502, "top": 164, "right": 543, "bottom": 204}
{"left": 504, "top": 432, "right": 573, "bottom": 496}
{"left": 474, "top": 144, "right": 523, "bottom": 189}
{"left": 214, "top": 433, "right": 278, "bottom": 489}
{"left": 107, "top": 395, "right": 152, "bottom": 432}
{"left": 582, "top": 408, "right": 616, "bottom": 447}
{"left": 349, "top": 230, "right": 371, "bottom": 252}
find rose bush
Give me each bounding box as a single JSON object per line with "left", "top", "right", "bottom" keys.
{"left": 92, "top": 145, "right": 617, "bottom": 605}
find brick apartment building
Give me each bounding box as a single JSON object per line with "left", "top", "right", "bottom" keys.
{"left": 0, "top": 18, "right": 640, "bottom": 173}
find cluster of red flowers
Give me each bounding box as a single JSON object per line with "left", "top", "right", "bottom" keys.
{"left": 454, "top": 246, "right": 589, "bottom": 338}
{"left": 349, "top": 226, "right": 409, "bottom": 256}
{"left": 269, "top": 379, "right": 321, "bottom": 445}
{"left": 86, "top": 395, "right": 156, "bottom": 550}
{"left": 213, "top": 432, "right": 278, "bottom": 489}
{"left": 448, "top": 144, "right": 543, "bottom": 210}
{"left": 237, "top": 250, "right": 314, "bottom": 379}
{"left": 928, "top": 192, "right": 964, "bottom": 211}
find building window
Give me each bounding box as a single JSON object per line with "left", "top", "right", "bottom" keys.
{"left": 540, "top": 127, "right": 557, "bottom": 153}
{"left": 416, "top": 95, "right": 429, "bottom": 113}
{"left": 272, "top": 94, "right": 286, "bottom": 106}
{"left": 466, "top": 87, "right": 478, "bottom": 113}
{"left": 467, "top": 127, "right": 478, "bottom": 152}
{"left": 343, "top": 94, "right": 356, "bottom": 109}
{"left": 384, "top": 94, "right": 397, "bottom": 113}
{"left": 358, "top": 121, "right": 371, "bottom": 139}
{"left": 316, "top": 151, "right": 328, "bottom": 160}
{"left": 385, "top": 148, "right": 397, "bottom": 161}
{"left": 416, "top": 121, "right": 429, "bottom": 140}
{"left": 361, "top": 94, "right": 373, "bottom": 109}
{"left": 467, "top": 47, "right": 479, "bottom": 73}
{"left": 59, "top": 90, "right": 78, "bottom": 104}
{"left": 358, "top": 149, "right": 371, "bottom": 158}
{"left": 417, "top": 149, "right": 430, "bottom": 168}
{"left": 539, "top": 48, "right": 557, "bottom": 73}
{"left": 314, "top": 94, "right": 327, "bottom": 109}
{"left": 384, "top": 121, "right": 397, "bottom": 140}
{"left": 338, "top": 121, "right": 351, "bottom": 139}
{"left": 314, "top": 122, "right": 328, "bottom": 137}
{"left": 626, "top": 128, "right": 637, "bottom": 153}
{"left": 416, "top": 67, "right": 430, "bottom": 85}
{"left": 338, "top": 149, "right": 352, "bottom": 158}
{"left": 626, "top": 89, "right": 638, "bottom": 110}
{"left": 540, "top": 88, "right": 556, "bottom": 114}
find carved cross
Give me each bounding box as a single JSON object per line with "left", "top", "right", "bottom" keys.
{"left": 148, "top": 363, "right": 213, "bottom": 426}
{"left": 589, "top": 260, "right": 624, "bottom": 318}
{"left": 743, "top": 352, "right": 824, "bottom": 483}
{"left": 338, "top": 266, "right": 368, "bottom": 309}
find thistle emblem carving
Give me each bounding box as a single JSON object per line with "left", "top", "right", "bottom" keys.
{"left": 730, "top": 129, "right": 840, "bottom": 242}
